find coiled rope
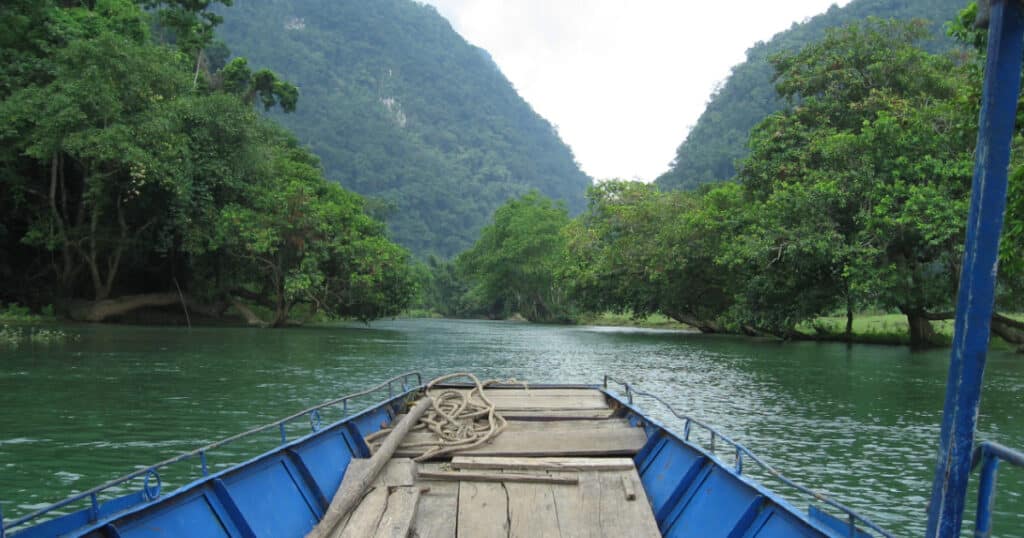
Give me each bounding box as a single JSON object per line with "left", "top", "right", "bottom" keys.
{"left": 366, "top": 372, "right": 524, "bottom": 461}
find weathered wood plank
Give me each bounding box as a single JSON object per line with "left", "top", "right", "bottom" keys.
{"left": 621, "top": 474, "right": 637, "bottom": 501}
{"left": 410, "top": 481, "right": 457, "bottom": 538}
{"left": 507, "top": 482, "right": 560, "bottom": 538}
{"left": 402, "top": 418, "right": 633, "bottom": 445}
{"left": 456, "top": 482, "right": 509, "bottom": 538}
{"left": 334, "top": 486, "right": 388, "bottom": 538}
{"left": 376, "top": 458, "right": 417, "bottom": 487}
{"left": 418, "top": 470, "right": 578, "bottom": 484}
{"left": 439, "top": 388, "right": 605, "bottom": 397}
{"left": 500, "top": 409, "right": 615, "bottom": 420}
{"left": 452, "top": 456, "right": 635, "bottom": 473}
{"left": 596, "top": 470, "right": 660, "bottom": 537}
{"left": 549, "top": 471, "right": 602, "bottom": 538}
{"left": 396, "top": 428, "right": 646, "bottom": 458}
{"left": 312, "top": 397, "right": 433, "bottom": 538}
{"left": 436, "top": 389, "right": 609, "bottom": 411}
{"left": 375, "top": 487, "right": 421, "bottom": 538}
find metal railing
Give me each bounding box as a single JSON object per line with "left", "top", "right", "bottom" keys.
{"left": 603, "top": 375, "right": 892, "bottom": 538}
{"left": 1, "top": 371, "right": 422, "bottom": 536}
{"left": 972, "top": 441, "right": 1024, "bottom": 538}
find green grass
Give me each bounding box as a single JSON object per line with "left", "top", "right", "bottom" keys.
{"left": 0, "top": 303, "right": 55, "bottom": 322}
{"left": 579, "top": 312, "right": 694, "bottom": 330}
{"left": 797, "top": 313, "right": 955, "bottom": 346}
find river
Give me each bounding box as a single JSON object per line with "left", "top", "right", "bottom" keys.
{"left": 1, "top": 319, "right": 1022, "bottom": 535}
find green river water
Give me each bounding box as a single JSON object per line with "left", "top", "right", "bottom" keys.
{"left": 1, "top": 319, "right": 1022, "bottom": 536}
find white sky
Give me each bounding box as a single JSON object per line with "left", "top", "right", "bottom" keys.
{"left": 421, "top": 0, "right": 852, "bottom": 182}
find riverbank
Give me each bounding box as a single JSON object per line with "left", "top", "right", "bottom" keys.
{"left": 579, "top": 311, "right": 1023, "bottom": 351}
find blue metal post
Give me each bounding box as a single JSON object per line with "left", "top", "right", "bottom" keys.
{"left": 974, "top": 450, "right": 1000, "bottom": 538}
{"left": 925, "top": 1, "right": 1024, "bottom": 536}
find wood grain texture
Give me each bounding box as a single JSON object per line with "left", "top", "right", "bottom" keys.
{"left": 456, "top": 481, "right": 509, "bottom": 538}
{"left": 334, "top": 486, "right": 387, "bottom": 538}
{"left": 507, "top": 482, "right": 560, "bottom": 538}
{"left": 410, "top": 481, "right": 458, "bottom": 538}
{"left": 418, "top": 470, "right": 578, "bottom": 484}
{"left": 396, "top": 428, "right": 646, "bottom": 458}
{"left": 375, "top": 487, "right": 421, "bottom": 538}
{"left": 451, "top": 456, "right": 634, "bottom": 473}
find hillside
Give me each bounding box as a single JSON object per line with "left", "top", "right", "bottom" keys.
{"left": 215, "top": 0, "right": 591, "bottom": 257}
{"left": 655, "top": 0, "right": 967, "bottom": 191}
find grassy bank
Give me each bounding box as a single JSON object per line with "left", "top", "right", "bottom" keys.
{"left": 796, "top": 314, "right": 955, "bottom": 346}
{"left": 578, "top": 312, "right": 694, "bottom": 330}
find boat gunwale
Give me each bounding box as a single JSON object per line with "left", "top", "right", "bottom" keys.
{"left": 599, "top": 386, "right": 885, "bottom": 538}
{"left": 7, "top": 378, "right": 884, "bottom": 538}
{"left": 4, "top": 381, "right": 424, "bottom": 537}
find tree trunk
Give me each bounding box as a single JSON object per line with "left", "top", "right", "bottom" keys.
{"left": 902, "top": 308, "right": 937, "bottom": 348}
{"left": 69, "top": 293, "right": 180, "bottom": 322}
{"left": 229, "top": 297, "right": 269, "bottom": 327}
{"left": 991, "top": 314, "right": 1024, "bottom": 353}
{"left": 667, "top": 311, "right": 721, "bottom": 333}
{"left": 845, "top": 298, "right": 854, "bottom": 342}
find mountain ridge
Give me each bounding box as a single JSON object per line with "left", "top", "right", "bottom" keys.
{"left": 215, "top": 0, "right": 591, "bottom": 257}
{"left": 655, "top": 0, "right": 967, "bottom": 191}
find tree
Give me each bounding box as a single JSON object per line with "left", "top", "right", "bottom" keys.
{"left": 457, "top": 192, "right": 573, "bottom": 322}
{"left": 0, "top": 1, "right": 417, "bottom": 324}
{"left": 735, "top": 18, "right": 976, "bottom": 345}
{"left": 563, "top": 181, "right": 737, "bottom": 332}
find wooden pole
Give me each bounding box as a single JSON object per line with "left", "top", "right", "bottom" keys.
{"left": 306, "top": 396, "right": 433, "bottom": 538}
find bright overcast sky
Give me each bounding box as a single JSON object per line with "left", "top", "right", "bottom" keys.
{"left": 421, "top": 0, "right": 852, "bottom": 182}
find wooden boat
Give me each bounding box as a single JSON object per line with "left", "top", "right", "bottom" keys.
{"left": 0, "top": 373, "right": 889, "bottom": 537}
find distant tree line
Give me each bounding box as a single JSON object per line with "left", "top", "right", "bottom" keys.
{"left": 423, "top": 15, "right": 1024, "bottom": 350}
{"left": 0, "top": 0, "right": 416, "bottom": 326}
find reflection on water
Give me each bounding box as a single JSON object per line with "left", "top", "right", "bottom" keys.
{"left": 0, "top": 319, "right": 1021, "bottom": 535}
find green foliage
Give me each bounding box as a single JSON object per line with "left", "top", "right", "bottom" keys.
{"left": 563, "top": 181, "right": 737, "bottom": 331}
{"left": 731, "top": 18, "right": 975, "bottom": 343}
{"left": 655, "top": 0, "right": 966, "bottom": 191}
{"left": 213, "top": 0, "right": 591, "bottom": 257}
{"left": 0, "top": 0, "right": 416, "bottom": 325}
{"left": 456, "top": 192, "right": 574, "bottom": 322}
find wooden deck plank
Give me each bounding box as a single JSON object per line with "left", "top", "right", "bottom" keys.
{"left": 410, "top": 481, "right": 458, "bottom": 538}
{"left": 402, "top": 418, "right": 633, "bottom": 443}
{"left": 396, "top": 428, "right": 646, "bottom": 458}
{"left": 500, "top": 409, "right": 616, "bottom": 420}
{"left": 418, "top": 470, "right": 577, "bottom": 484}
{"left": 452, "top": 456, "right": 635, "bottom": 472}
{"left": 377, "top": 458, "right": 417, "bottom": 487}
{"left": 335, "top": 486, "right": 388, "bottom": 538}
{"left": 456, "top": 481, "right": 509, "bottom": 538}
{"left": 438, "top": 388, "right": 605, "bottom": 397}
{"left": 507, "top": 482, "right": 560, "bottom": 538}
{"left": 596, "top": 470, "right": 660, "bottom": 537}
{"left": 550, "top": 471, "right": 603, "bottom": 538}
{"left": 375, "top": 487, "right": 421, "bottom": 538}
{"left": 436, "top": 389, "right": 609, "bottom": 411}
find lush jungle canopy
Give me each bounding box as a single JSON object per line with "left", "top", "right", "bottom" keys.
{"left": 0, "top": 0, "right": 416, "bottom": 326}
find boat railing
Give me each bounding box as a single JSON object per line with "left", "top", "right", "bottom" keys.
{"left": 603, "top": 375, "right": 892, "bottom": 538}
{"left": 0, "top": 371, "right": 423, "bottom": 537}
{"left": 972, "top": 440, "right": 1024, "bottom": 538}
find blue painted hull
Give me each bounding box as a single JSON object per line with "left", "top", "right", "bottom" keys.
{"left": 6, "top": 383, "right": 870, "bottom": 537}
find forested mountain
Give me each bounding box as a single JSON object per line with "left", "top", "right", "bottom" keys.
{"left": 214, "top": 0, "right": 591, "bottom": 257}
{"left": 655, "top": 0, "right": 967, "bottom": 191}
